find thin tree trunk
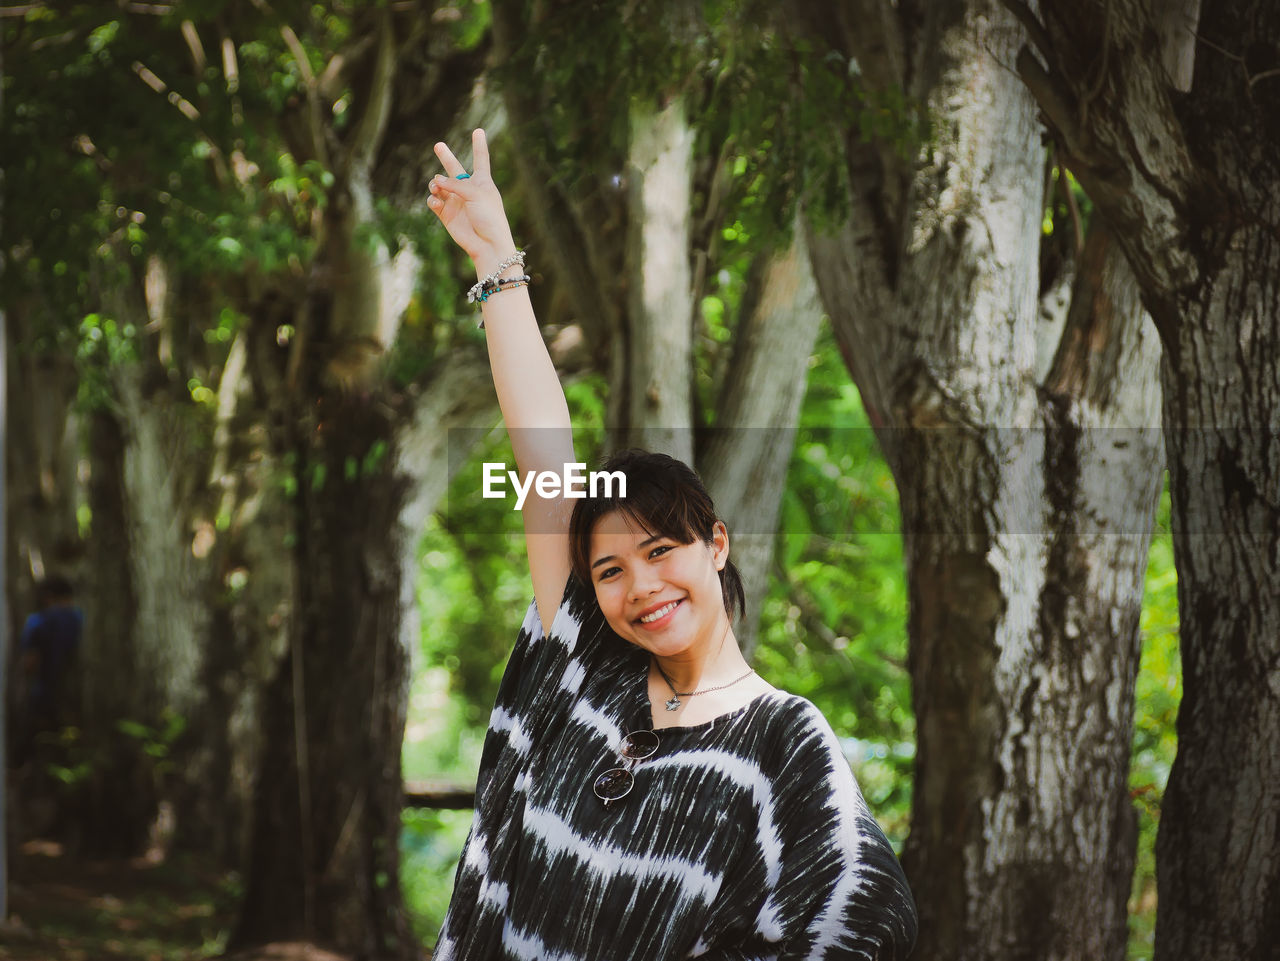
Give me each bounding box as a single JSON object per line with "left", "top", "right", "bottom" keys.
{"left": 4, "top": 303, "right": 83, "bottom": 599}
{"left": 115, "top": 370, "right": 209, "bottom": 719}
{"left": 396, "top": 351, "right": 499, "bottom": 667}
{"left": 702, "top": 225, "right": 822, "bottom": 655}
{"left": 624, "top": 94, "right": 696, "bottom": 460}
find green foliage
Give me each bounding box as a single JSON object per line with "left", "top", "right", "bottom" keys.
{"left": 440, "top": 0, "right": 493, "bottom": 50}
{"left": 116, "top": 710, "right": 188, "bottom": 770}
{"left": 75, "top": 311, "right": 141, "bottom": 408}
{"left": 400, "top": 808, "right": 473, "bottom": 946}
{"left": 39, "top": 710, "right": 187, "bottom": 793}
{"left": 1127, "top": 480, "right": 1179, "bottom": 960}
{"left": 43, "top": 726, "right": 95, "bottom": 788}
{"left": 494, "top": 0, "right": 924, "bottom": 239}
{"left": 384, "top": 223, "right": 480, "bottom": 388}
{"left": 693, "top": 8, "right": 926, "bottom": 239}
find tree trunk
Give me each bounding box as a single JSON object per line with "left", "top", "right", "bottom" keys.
{"left": 396, "top": 351, "right": 499, "bottom": 668}
{"left": 1153, "top": 81, "right": 1280, "bottom": 958}
{"left": 79, "top": 409, "right": 158, "bottom": 857}
{"left": 115, "top": 371, "right": 209, "bottom": 721}
{"left": 1148, "top": 9, "right": 1280, "bottom": 956}
{"left": 1155, "top": 257, "right": 1280, "bottom": 961}
{"left": 702, "top": 225, "right": 823, "bottom": 655}
{"left": 1007, "top": 1, "right": 1280, "bottom": 956}
{"left": 624, "top": 94, "right": 696, "bottom": 459}
{"left": 803, "top": 2, "right": 1164, "bottom": 956}
{"left": 231, "top": 394, "right": 415, "bottom": 960}
{"left": 4, "top": 304, "right": 83, "bottom": 609}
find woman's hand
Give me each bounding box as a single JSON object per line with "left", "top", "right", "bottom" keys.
{"left": 428, "top": 129, "right": 518, "bottom": 276}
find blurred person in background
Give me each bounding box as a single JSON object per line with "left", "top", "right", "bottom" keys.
{"left": 16, "top": 574, "right": 82, "bottom": 766}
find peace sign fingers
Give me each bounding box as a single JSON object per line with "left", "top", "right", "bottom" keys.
{"left": 428, "top": 129, "right": 515, "bottom": 264}
{"left": 471, "top": 127, "right": 491, "bottom": 179}
{"left": 433, "top": 139, "right": 469, "bottom": 179}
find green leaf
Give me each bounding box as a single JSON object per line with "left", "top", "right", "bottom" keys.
{"left": 116, "top": 719, "right": 151, "bottom": 740}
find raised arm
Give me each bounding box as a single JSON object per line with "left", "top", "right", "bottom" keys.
{"left": 429, "top": 130, "right": 573, "bottom": 633}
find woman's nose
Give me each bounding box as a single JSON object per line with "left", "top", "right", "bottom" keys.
{"left": 627, "top": 570, "right": 662, "bottom": 602}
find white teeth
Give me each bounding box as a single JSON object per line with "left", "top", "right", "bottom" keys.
{"left": 639, "top": 601, "right": 677, "bottom": 623}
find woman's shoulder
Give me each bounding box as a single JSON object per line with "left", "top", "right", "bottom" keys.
{"left": 750, "top": 688, "right": 840, "bottom": 739}
{"left": 497, "top": 573, "right": 622, "bottom": 715}
{"left": 523, "top": 573, "right": 604, "bottom": 649}
{"left": 508, "top": 573, "right": 604, "bottom": 668}
{"left": 740, "top": 690, "right": 857, "bottom": 782}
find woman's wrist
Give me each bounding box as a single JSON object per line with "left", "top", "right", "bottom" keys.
{"left": 467, "top": 248, "right": 529, "bottom": 313}
{"left": 472, "top": 238, "right": 520, "bottom": 278}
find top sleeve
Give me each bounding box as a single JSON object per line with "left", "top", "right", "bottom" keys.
{"left": 440, "top": 573, "right": 611, "bottom": 958}
{"left": 474, "top": 573, "right": 605, "bottom": 796}
{"left": 763, "top": 701, "right": 917, "bottom": 961}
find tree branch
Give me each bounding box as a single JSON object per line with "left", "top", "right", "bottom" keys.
{"left": 1157, "top": 0, "right": 1201, "bottom": 91}
{"left": 489, "top": 0, "right": 622, "bottom": 343}
{"left": 1000, "top": 0, "right": 1054, "bottom": 63}
{"left": 180, "top": 19, "right": 206, "bottom": 74}
{"left": 1014, "top": 46, "right": 1089, "bottom": 162}
{"left": 277, "top": 22, "right": 329, "bottom": 168}
{"left": 347, "top": 10, "right": 397, "bottom": 177}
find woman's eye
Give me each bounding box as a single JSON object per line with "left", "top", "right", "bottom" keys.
{"left": 598, "top": 566, "right": 621, "bottom": 581}
{"left": 650, "top": 545, "right": 672, "bottom": 559}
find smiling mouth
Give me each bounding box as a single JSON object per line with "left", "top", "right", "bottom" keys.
{"left": 637, "top": 600, "right": 680, "bottom": 624}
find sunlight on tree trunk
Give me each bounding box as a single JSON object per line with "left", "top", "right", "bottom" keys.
{"left": 804, "top": 2, "right": 1164, "bottom": 956}
{"left": 1010, "top": 2, "right": 1280, "bottom": 956}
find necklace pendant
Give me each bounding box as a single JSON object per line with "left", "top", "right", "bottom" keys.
{"left": 665, "top": 696, "right": 681, "bottom": 712}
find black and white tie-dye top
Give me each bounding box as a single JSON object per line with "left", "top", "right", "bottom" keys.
{"left": 434, "top": 576, "right": 917, "bottom": 961}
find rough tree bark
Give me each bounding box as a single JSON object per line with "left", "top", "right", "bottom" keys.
{"left": 1008, "top": 1, "right": 1280, "bottom": 958}
{"left": 230, "top": 9, "right": 499, "bottom": 955}
{"left": 74, "top": 275, "right": 204, "bottom": 860}
{"left": 233, "top": 388, "right": 415, "bottom": 959}
{"left": 799, "top": 1, "right": 1165, "bottom": 957}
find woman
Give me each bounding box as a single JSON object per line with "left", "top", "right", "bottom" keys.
{"left": 427, "top": 129, "right": 916, "bottom": 961}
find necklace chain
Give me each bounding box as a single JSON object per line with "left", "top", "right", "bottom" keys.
{"left": 653, "top": 659, "right": 755, "bottom": 711}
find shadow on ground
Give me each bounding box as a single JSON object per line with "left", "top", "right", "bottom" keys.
{"left": 0, "top": 840, "right": 363, "bottom": 961}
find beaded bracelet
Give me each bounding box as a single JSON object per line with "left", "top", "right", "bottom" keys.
{"left": 467, "top": 250, "right": 527, "bottom": 304}
{"left": 478, "top": 273, "right": 531, "bottom": 300}
{"left": 474, "top": 274, "right": 531, "bottom": 329}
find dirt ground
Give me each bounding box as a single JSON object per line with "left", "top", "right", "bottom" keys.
{"left": 0, "top": 840, "right": 357, "bottom": 961}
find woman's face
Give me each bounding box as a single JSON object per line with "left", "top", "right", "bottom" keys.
{"left": 588, "top": 510, "right": 730, "bottom": 660}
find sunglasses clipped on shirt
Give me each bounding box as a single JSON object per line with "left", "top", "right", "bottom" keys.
{"left": 593, "top": 729, "right": 660, "bottom": 807}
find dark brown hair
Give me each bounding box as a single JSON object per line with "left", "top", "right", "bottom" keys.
{"left": 568, "top": 449, "right": 746, "bottom": 620}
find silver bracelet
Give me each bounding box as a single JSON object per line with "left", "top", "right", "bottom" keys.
{"left": 467, "top": 250, "right": 527, "bottom": 304}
